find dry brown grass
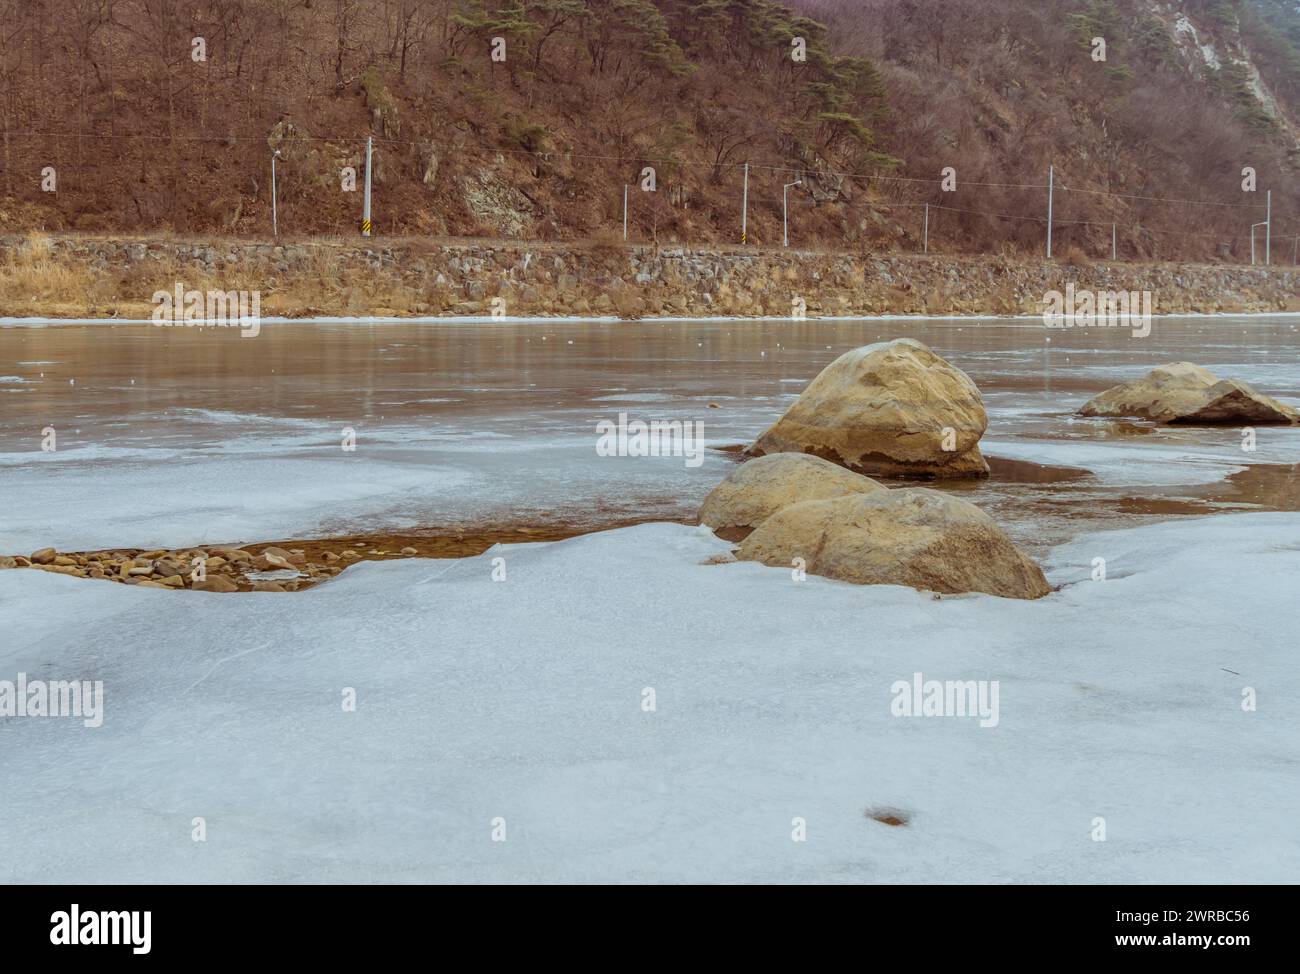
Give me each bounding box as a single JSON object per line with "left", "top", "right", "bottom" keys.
{"left": 1061, "top": 245, "right": 1091, "bottom": 267}
{"left": 0, "top": 233, "right": 430, "bottom": 318}
{"left": 0, "top": 232, "right": 115, "bottom": 316}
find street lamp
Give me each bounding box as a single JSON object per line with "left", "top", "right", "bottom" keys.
{"left": 1251, "top": 221, "right": 1267, "bottom": 265}
{"left": 783, "top": 179, "right": 802, "bottom": 248}
{"left": 271, "top": 149, "right": 282, "bottom": 238}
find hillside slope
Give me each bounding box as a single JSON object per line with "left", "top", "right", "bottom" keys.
{"left": 1, "top": 0, "right": 1297, "bottom": 262}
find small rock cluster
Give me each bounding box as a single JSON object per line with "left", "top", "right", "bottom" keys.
{"left": 0, "top": 545, "right": 376, "bottom": 593}
{"left": 701, "top": 339, "right": 1052, "bottom": 600}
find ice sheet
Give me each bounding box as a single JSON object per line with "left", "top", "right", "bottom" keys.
{"left": 1, "top": 513, "right": 1296, "bottom": 883}
{"left": 4, "top": 315, "right": 1298, "bottom": 551}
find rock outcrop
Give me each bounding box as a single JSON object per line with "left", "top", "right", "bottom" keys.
{"left": 699, "top": 453, "right": 884, "bottom": 536}
{"left": 1079, "top": 362, "right": 1300, "bottom": 424}
{"left": 747, "top": 339, "right": 990, "bottom": 478}
{"left": 735, "top": 487, "right": 1051, "bottom": 600}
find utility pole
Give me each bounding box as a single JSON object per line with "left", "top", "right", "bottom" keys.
{"left": 362, "top": 135, "right": 373, "bottom": 237}
{"left": 1111, "top": 223, "right": 1116, "bottom": 261}
{"left": 1046, "top": 164, "right": 1054, "bottom": 260}
{"left": 741, "top": 162, "right": 749, "bottom": 244}
{"left": 271, "top": 149, "right": 281, "bottom": 238}
{"left": 623, "top": 185, "right": 628, "bottom": 241}
{"left": 924, "top": 204, "right": 929, "bottom": 255}
{"left": 783, "top": 179, "right": 801, "bottom": 248}
{"left": 1265, "top": 189, "right": 1271, "bottom": 265}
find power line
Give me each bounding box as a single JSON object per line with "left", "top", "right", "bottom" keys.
{"left": 4, "top": 128, "right": 1277, "bottom": 212}
{"left": 1054, "top": 184, "right": 1262, "bottom": 208}
{"left": 4, "top": 129, "right": 1292, "bottom": 260}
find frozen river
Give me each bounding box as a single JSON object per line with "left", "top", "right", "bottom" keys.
{"left": 3, "top": 313, "right": 1299, "bottom": 885}
{"left": 2, "top": 314, "right": 1299, "bottom": 553}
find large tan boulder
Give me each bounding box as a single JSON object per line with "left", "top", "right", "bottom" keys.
{"left": 747, "top": 339, "right": 990, "bottom": 478}
{"left": 699, "top": 453, "right": 884, "bottom": 534}
{"left": 736, "top": 488, "right": 1051, "bottom": 600}
{"left": 1079, "top": 362, "right": 1300, "bottom": 424}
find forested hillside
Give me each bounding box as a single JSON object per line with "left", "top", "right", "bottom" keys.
{"left": 1, "top": 0, "right": 1297, "bottom": 261}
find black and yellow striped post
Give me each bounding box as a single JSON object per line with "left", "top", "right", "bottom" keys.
{"left": 362, "top": 136, "right": 373, "bottom": 237}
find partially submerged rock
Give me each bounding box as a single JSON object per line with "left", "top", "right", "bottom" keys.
{"left": 699, "top": 453, "right": 884, "bottom": 536}
{"left": 747, "top": 338, "right": 990, "bottom": 478}
{"left": 1079, "top": 362, "right": 1300, "bottom": 425}
{"left": 736, "top": 487, "right": 1051, "bottom": 600}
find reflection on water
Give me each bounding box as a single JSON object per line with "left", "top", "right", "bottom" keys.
{"left": 2, "top": 315, "right": 1298, "bottom": 552}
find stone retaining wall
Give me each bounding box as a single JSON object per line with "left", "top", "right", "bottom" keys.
{"left": 6, "top": 234, "right": 1298, "bottom": 318}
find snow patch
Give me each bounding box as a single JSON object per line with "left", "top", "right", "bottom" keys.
{"left": 1, "top": 513, "right": 1296, "bottom": 883}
